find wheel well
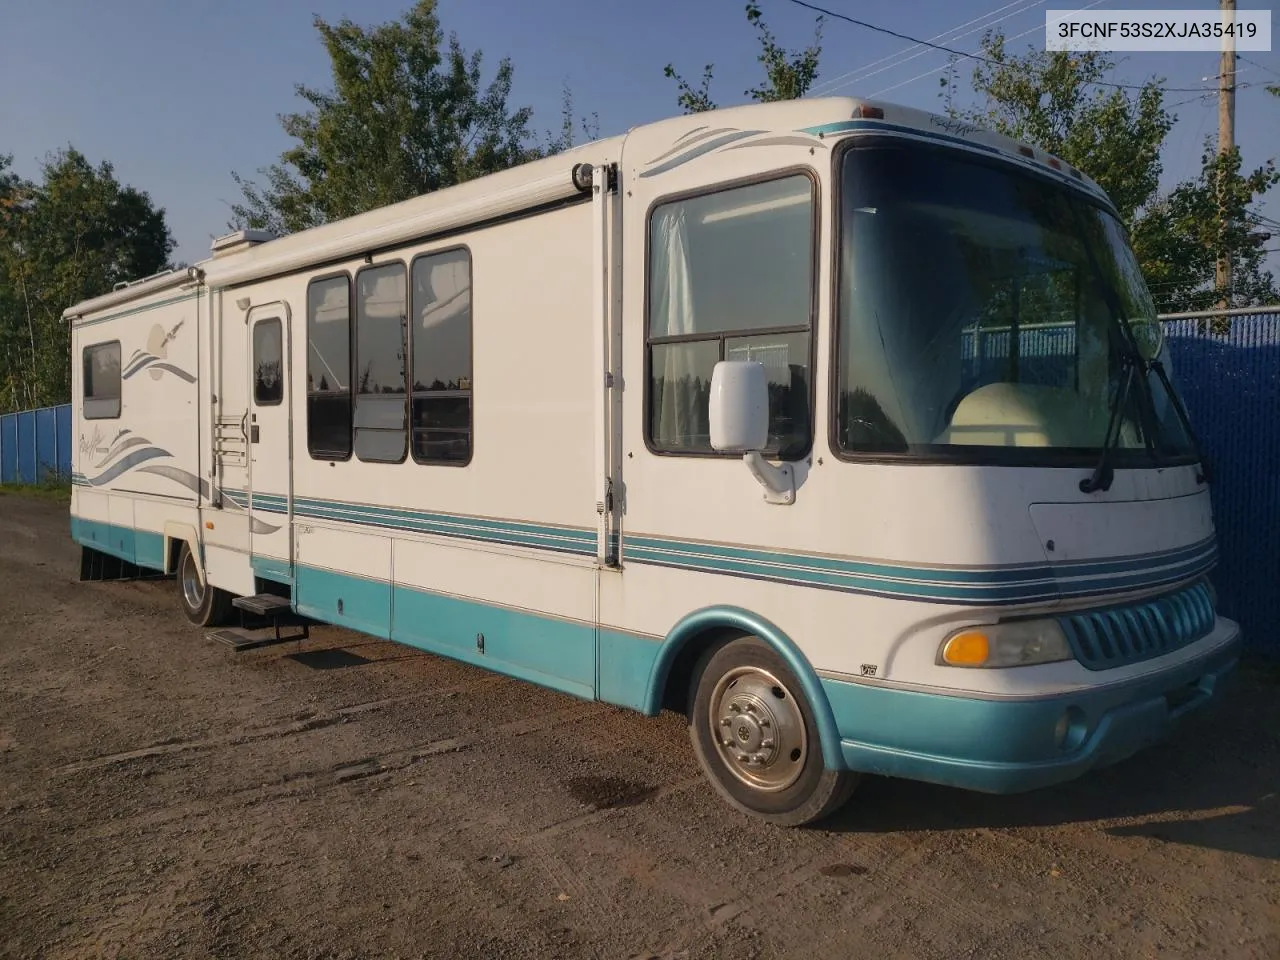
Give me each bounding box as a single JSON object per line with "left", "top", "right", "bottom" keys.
{"left": 166, "top": 537, "right": 186, "bottom": 575}
{"left": 659, "top": 626, "right": 745, "bottom": 714}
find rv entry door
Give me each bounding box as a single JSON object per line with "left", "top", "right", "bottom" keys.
{"left": 247, "top": 304, "right": 293, "bottom": 578}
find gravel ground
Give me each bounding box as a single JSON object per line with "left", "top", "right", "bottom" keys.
{"left": 1, "top": 492, "right": 1277, "bottom": 960}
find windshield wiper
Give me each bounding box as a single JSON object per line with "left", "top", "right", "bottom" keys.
{"left": 1148, "top": 358, "right": 1212, "bottom": 484}
{"left": 1068, "top": 203, "right": 1169, "bottom": 488}
{"left": 1080, "top": 352, "right": 1138, "bottom": 493}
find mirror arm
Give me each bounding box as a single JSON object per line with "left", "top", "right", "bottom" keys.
{"left": 743, "top": 452, "right": 796, "bottom": 506}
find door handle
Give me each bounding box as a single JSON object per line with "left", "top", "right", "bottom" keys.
{"left": 250, "top": 425, "right": 260, "bottom": 443}
{"left": 240, "top": 412, "right": 249, "bottom": 441}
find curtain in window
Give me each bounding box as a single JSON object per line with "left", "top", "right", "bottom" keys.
{"left": 651, "top": 206, "right": 707, "bottom": 449}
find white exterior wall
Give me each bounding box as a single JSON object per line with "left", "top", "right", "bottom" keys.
{"left": 70, "top": 282, "right": 206, "bottom": 571}
{"left": 235, "top": 200, "right": 606, "bottom": 634}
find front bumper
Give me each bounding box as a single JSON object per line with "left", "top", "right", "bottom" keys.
{"left": 821, "top": 618, "right": 1241, "bottom": 793}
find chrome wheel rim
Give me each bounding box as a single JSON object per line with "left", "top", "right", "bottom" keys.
{"left": 708, "top": 665, "right": 808, "bottom": 793}
{"left": 180, "top": 552, "right": 204, "bottom": 611}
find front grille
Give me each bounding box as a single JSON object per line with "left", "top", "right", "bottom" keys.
{"left": 1058, "top": 580, "right": 1216, "bottom": 671}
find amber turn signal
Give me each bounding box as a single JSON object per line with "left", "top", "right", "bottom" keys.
{"left": 941, "top": 631, "right": 990, "bottom": 666}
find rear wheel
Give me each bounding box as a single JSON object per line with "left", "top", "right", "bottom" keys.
{"left": 177, "top": 542, "right": 234, "bottom": 627}
{"left": 688, "top": 635, "right": 859, "bottom": 827}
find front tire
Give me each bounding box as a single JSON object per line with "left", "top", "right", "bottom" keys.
{"left": 176, "top": 542, "right": 234, "bottom": 627}
{"left": 688, "top": 636, "right": 859, "bottom": 827}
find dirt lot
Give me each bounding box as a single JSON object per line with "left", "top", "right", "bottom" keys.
{"left": 0, "top": 493, "right": 1277, "bottom": 960}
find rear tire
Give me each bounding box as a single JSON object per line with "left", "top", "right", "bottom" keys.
{"left": 687, "top": 635, "right": 859, "bottom": 827}
{"left": 176, "top": 542, "right": 234, "bottom": 627}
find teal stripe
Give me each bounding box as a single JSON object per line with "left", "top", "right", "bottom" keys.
{"left": 823, "top": 630, "right": 1240, "bottom": 792}
{"left": 391, "top": 582, "right": 596, "bottom": 700}
{"left": 136, "top": 530, "right": 165, "bottom": 570}
{"left": 626, "top": 532, "right": 1049, "bottom": 584}
{"left": 222, "top": 489, "right": 1217, "bottom": 606}
{"left": 251, "top": 555, "right": 293, "bottom": 585}
{"left": 295, "top": 565, "right": 390, "bottom": 640}
{"left": 1054, "top": 538, "right": 1216, "bottom": 577}
{"left": 70, "top": 517, "right": 165, "bottom": 571}
{"left": 293, "top": 564, "right": 615, "bottom": 704}
{"left": 297, "top": 499, "right": 593, "bottom": 555}
{"left": 622, "top": 542, "right": 1052, "bottom": 603}
{"left": 598, "top": 629, "right": 664, "bottom": 712}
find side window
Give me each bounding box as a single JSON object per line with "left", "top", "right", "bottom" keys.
{"left": 410, "top": 248, "right": 473, "bottom": 465}
{"left": 306, "top": 275, "right": 352, "bottom": 459}
{"left": 253, "top": 318, "right": 283, "bottom": 406}
{"left": 355, "top": 262, "right": 408, "bottom": 463}
{"left": 646, "top": 174, "right": 815, "bottom": 458}
{"left": 83, "top": 341, "right": 122, "bottom": 420}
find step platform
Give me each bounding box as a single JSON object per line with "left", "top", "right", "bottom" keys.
{"left": 206, "top": 594, "right": 311, "bottom": 651}
{"left": 233, "top": 593, "right": 293, "bottom": 617}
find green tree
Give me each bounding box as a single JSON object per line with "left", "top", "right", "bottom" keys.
{"left": 540, "top": 82, "right": 601, "bottom": 157}
{"left": 664, "top": 1, "right": 823, "bottom": 114}
{"left": 1131, "top": 145, "right": 1279, "bottom": 313}
{"left": 0, "top": 155, "right": 33, "bottom": 410}
{"left": 230, "top": 0, "right": 553, "bottom": 236}
{"left": 957, "top": 30, "right": 1277, "bottom": 312}
{"left": 0, "top": 149, "right": 173, "bottom": 412}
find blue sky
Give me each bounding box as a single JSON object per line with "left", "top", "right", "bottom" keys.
{"left": 3, "top": 0, "right": 1278, "bottom": 273}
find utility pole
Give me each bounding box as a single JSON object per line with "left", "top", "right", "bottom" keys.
{"left": 1216, "top": 0, "right": 1237, "bottom": 309}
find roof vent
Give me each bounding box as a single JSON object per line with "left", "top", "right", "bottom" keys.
{"left": 210, "top": 229, "right": 277, "bottom": 258}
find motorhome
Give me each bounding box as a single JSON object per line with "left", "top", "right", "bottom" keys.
{"left": 66, "top": 98, "right": 1240, "bottom": 826}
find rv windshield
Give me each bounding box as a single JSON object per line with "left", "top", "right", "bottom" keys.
{"left": 834, "top": 139, "right": 1196, "bottom": 465}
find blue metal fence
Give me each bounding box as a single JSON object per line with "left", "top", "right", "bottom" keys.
{"left": 1163, "top": 312, "right": 1280, "bottom": 657}
{"left": 1, "top": 311, "right": 1276, "bottom": 653}
{"left": 0, "top": 403, "right": 72, "bottom": 485}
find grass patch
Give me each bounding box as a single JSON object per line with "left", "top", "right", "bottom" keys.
{"left": 0, "top": 478, "right": 72, "bottom": 502}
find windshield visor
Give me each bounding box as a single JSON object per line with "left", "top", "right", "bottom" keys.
{"left": 834, "top": 139, "right": 1195, "bottom": 465}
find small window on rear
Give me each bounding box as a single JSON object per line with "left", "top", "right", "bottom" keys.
{"left": 83, "top": 341, "right": 122, "bottom": 420}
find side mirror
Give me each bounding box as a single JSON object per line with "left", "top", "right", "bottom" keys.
{"left": 709, "top": 360, "right": 769, "bottom": 453}
{"left": 708, "top": 360, "right": 796, "bottom": 506}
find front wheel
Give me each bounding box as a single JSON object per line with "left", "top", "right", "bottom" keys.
{"left": 176, "top": 542, "right": 234, "bottom": 627}
{"left": 688, "top": 636, "right": 859, "bottom": 827}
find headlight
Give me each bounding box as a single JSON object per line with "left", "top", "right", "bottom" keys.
{"left": 939, "top": 619, "right": 1072, "bottom": 668}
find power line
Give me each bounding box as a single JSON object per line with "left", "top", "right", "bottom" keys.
{"left": 1167, "top": 91, "right": 1218, "bottom": 109}
{"left": 786, "top": 0, "right": 1213, "bottom": 93}
{"left": 1239, "top": 55, "right": 1280, "bottom": 80}
{"left": 868, "top": 1, "right": 1111, "bottom": 100}
{"left": 814, "top": 0, "right": 1044, "bottom": 96}
{"left": 811, "top": 0, "right": 1050, "bottom": 97}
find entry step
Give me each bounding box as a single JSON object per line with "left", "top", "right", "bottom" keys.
{"left": 207, "top": 627, "right": 295, "bottom": 652}
{"left": 232, "top": 593, "right": 293, "bottom": 617}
